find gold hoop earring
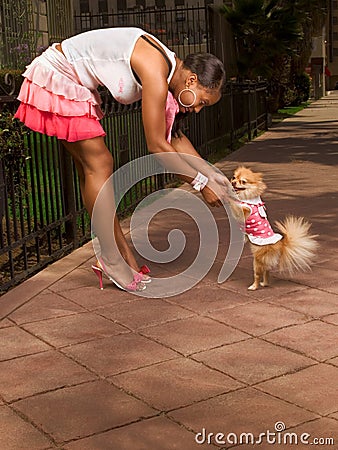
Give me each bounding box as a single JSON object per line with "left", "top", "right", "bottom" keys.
{"left": 178, "top": 88, "right": 197, "bottom": 108}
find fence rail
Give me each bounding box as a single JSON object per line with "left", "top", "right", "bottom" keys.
{"left": 0, "top": 79, "right": 267, "bottom": 293}
{"left": 74, "top": 5, "right": 210, "bottom": 58}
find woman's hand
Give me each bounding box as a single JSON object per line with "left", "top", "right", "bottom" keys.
{"left": 201, "top": 184, "right": 222, "bottom": 207}
{"left": 209, "top": 172, "right": 236, "bottom": 195}
{"left": 201, "top": 172, "right": 237, "bottom": 207}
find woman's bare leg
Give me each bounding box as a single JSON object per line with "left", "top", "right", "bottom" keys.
{"left": 61, "top": 137, "right": 112, "bottom": 215}
{"left": 60, "top": 137, "right": 142, "bottom": 286}
{"left": 113, "top": 217, "right": 142, "bottom": 272}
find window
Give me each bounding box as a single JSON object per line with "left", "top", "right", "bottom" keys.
{"left": 98, "top": 0, "right": 108, "bottom": 25}
{"left": 98, "top": 0, "right": 108, "bottom": 13}
{"left": 80, "top": 12, "right": 91, "bottom": 30}
{"left": 175, "top": 0, "right": 185, "bottom": 6}
{"left": 117, "top": 13, "right": 128, "bottom": 25}
{"left": 176, "top": 10, "right": 186, "bottom": 21}
{"left": 117, "top": 0, "right": 127, "bottom": 11}
{"left": 80, "top": 0, "right": 89, "bottom": 13}
{"left": 155, "top": 0, "right": 165, "bottom": 7}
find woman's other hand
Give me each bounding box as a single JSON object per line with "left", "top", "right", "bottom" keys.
{"left": 201, "top": 172, "right": 237, "bottom": 207}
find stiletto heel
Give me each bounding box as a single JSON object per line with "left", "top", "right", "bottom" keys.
{"left": 92, "top": 265, "right": 104, "bottom": 290}
{"left": 139, "top": 264, "right": 152, "bottom": 283}
{"left": 93, "top": 259, "right": 146, "bottom": 292}
{"left": 140, "top": 265, "right": 150, "bottom": 274}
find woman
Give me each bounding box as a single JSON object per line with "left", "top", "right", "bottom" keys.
{"left": 15, "top": 27, "right": 233, "bottom": 292}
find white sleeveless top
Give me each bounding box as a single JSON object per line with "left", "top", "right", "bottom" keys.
{"left": 61, "top": 27, "right": 176, "bottom": 104}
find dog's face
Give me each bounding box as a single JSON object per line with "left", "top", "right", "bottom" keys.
{"left": 231, "top": 167, "right": 266, "bottom": 200}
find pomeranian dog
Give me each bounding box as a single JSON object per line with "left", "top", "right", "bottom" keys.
{"left": 230, "top": 166, "right": 318, "bottom": 290}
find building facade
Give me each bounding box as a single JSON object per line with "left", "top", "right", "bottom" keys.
{"left": 327, "top": 0, "right": 338, "bottom": 89}
{"left": 72, "top": 0, "right": 225, "bottom": 60}
{"left": 74, "top": 0, "right": 217, "bottom": 16}
{"left": 0, "top": 0, "right": 74, "bottom": 69}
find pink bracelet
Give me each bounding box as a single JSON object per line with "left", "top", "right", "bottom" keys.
{"left": 191, "top": 172, "right": 209, "bottom": 191}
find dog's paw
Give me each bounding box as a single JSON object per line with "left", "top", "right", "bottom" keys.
{"left": 260, "top": 282, "right": 269, "bottom": 287}
{"left": 248, "top": 284, "right": 258, "bottom": 291}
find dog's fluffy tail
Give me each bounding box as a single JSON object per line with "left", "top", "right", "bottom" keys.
{"left": 275, "top": 216, "right": 318, "bottom": 274}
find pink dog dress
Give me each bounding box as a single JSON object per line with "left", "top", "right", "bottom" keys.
{"left": 241, "top": 197, "right": 283, "bottom": 245}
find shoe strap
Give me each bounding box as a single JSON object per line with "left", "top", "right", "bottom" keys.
{"left": 133, "top": 273, "right": 144, "bottom": 283}
{"left": 126, "top": 273, "right": 144, "bottom": 291}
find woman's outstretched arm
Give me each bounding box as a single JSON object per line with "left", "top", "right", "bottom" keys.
{"left": 171, "top": 131, "right": 236, "bottom": 207}
{"left": 131, "top": 39, "right": 231, "bottom": 206}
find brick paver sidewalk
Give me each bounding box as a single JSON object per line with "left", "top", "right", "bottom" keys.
{"left": 0, "top": 93, "right": 337, "bottom": 449}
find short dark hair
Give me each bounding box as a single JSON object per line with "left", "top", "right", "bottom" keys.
{"left": 182, "top": 53, "right": 225, "bottom": 90}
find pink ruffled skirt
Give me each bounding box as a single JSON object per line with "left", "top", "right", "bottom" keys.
{"left": 14, "top": 44, "right": 106, "bottom": 142}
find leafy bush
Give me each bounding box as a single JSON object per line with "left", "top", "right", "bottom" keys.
{"left": 279, "top": 73, "right": 311, "bottom": 107}
{"left": 0, "top": 111, "right": 29, "bottom": 187}
{"left": 293, "top": 73, "right": 311, "bottom": 105}
{"left": 280, "top": 86, "right": 298, "bottom": 108}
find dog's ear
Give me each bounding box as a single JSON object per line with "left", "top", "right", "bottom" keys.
{"left": 258, "top": 179, "right": 267, "bottom": 192}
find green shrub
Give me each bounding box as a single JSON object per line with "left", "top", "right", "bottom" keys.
{"left": 280, "top": 72, "right": 311, "bottom": 108}
{"left": 293, "top": 72, "right": 311, "bottom": 105}
{"left": 281, "top": 86, "right": 297, "bottom": 108}
{"left": 0, "top": 111, "right": 29, "bottom": 187}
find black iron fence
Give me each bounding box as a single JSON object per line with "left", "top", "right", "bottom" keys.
{"left": 0, "top": 79, "right": 267, "bottom": 293}
{"left": 74, "top": 5, "right": 210, "bottom": 59}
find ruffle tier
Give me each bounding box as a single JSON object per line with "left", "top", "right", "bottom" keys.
{"left": 14, "top": 103, "right": 106, "bottom": 142}
{"left": 22, "top": 45, "right": 102, "bottom": 106}
{"left": 17, "top": 79, "right": 103, "bottom": 119}
{"left": 15, "top": 44, "right": 105, "bottom": 142}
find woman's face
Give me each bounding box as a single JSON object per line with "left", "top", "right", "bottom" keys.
{"left": 176, "top": 77, "right": 222, "bottom": 114}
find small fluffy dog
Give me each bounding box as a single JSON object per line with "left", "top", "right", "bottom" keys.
{"left": 230, "top": 167, "right": 318, "bottom": 290}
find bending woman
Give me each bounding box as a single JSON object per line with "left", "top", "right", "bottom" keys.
{"left": 15, "top": 27, "right": 232, "bottom": 292}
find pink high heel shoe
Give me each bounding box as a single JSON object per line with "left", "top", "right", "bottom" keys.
{"left": 92, "top": 260, "right": 146, "bottom": 292}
